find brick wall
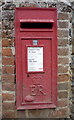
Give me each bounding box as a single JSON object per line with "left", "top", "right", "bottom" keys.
{"left": 1, "top": 0, "right": 73, "bottom": 119}
{"left": 70, "top": 2, "right": 74, "bottom": 119}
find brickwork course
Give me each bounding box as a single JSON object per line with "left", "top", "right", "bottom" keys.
{"left": 0, "top": 0, "right": 74, "bottom": 119}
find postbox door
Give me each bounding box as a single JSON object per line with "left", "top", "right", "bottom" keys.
{"left": 15, "top": 8, "right": 57, "bottom": 110}
{"left": 20, "top": 38, "right": 52, "bottom": 109}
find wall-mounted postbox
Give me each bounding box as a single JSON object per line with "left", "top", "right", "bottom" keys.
{"left": 15, "top": 8, "right": 57, "bottom": 110}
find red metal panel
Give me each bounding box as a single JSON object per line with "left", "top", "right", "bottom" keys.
{"left": 15, "top": 8, "right": 57, "bottom": 109}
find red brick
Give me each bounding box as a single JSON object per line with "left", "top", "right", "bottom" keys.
{"left": 3, "top": 48, "right": 12, "bottom": 56}
{"left": 15, "top": 111, "right": 26, "bottom": 118}
{"left": 48, "top": 108, "right": 68, "bottom": 118}
{"left": 58, "top": 82, "right": 68, "bottom": 90}
{"left": 58, "top": 74, "right": 70, "bottom": 82}
{"left": 58, "top": 13, "right": 68, "bottom": 20}
{"left": 2, "top": 30, "right": 13, "bottom": 38}
{"left": 3, "top": 111, "right": 15, "bottom": 118}
{"left": 2, "top": 39, "right": 13, "bottom": 47}
{"left": 58, "top": 21, "right": 68, "bottom": 28}
{"left": 2, "top": 66, "right": 14, "bottom": 74}
{"left": 2, "top": 83, "right": 15, "bottom": 91}
{"left": 58, "top": 91, "right": 68, "bottom": 99}
{"left": 2, "top": 48, "right": 13, "bottom": 56}
{"left": 2, "top": 74, "right": 14, "bottom": 83}
{"left": 58, "top": 66, "right": 68, "bottom": 73}
{"left": 58, "top": 100, "right": 68, "bottom": 107}
{"left": 58, "top": 39, "right": 68, "bottom": 46}
{"left": 2, "top": 93, "right": 14, "bottom": 101}
{"left": 58, "top": 30, "right": 68, "bottom": 38}
{"left": 58, "top": 48, "right": 69, "bottom": 56}
{"left": 2, "top": 39, "right": 9, "bottom": 47}
{"left": 28, "top": 109, "right": 53, "bottom": 118}
{"left": 3, "top": 102, "right": 15, "bottom": 110}
{"left": 2, "top": 57, "right": 14, "bottom": 65}
{"left": 2, "top": 31, "right": 6, "bottom": 38}
{"left": 58, "top": 57, "right": 69, "bottom": 64}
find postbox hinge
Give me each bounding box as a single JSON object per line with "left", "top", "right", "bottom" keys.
{"left": 14, "top": 75, "right": 16, "bottom": 84}
{"left": 15, "top": 100, "right": 16, "bottom": 105}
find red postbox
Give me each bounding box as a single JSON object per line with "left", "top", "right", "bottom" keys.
{"left": 15, "top": 8, "right": 57, "bottom": 109}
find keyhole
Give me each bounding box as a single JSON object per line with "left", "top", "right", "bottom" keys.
{"left": 27, "top": 74, "right": 29, "bottom": 77}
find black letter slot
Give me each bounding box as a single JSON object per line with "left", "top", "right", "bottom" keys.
{"left": 20, "top": 22, "right": 53, "bottom": 29}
